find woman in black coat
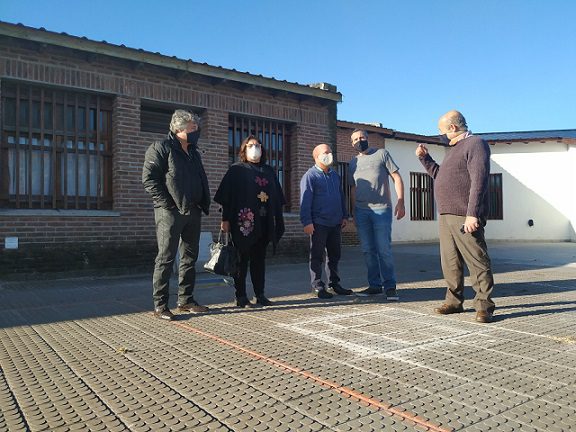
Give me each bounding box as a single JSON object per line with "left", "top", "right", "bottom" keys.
{"left": 214, "top": 135, "right": 285, "bottom": 307}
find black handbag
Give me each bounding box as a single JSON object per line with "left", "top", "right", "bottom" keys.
{"left": 203, "top": 231, "right": 238, "bottom": 276}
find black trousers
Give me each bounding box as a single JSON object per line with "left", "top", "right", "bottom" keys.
{"left": 234, "top": 236, "right": 269, "bottom": 299}
{"left": 152, "top": 207, "right": 201, "bottom": 309}
{"left": 309, "top": 223, "right": 342, "bottom": 290}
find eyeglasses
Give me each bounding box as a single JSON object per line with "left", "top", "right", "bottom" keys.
{"left": 246, "top": 143, "right": 262, "bottom": 149}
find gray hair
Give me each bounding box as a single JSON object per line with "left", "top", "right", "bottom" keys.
{"left": 449, "top": 111, "right": 468, "bottom": 131}
{"left": 169, "top": 109, "right": 201, "bottom": 133}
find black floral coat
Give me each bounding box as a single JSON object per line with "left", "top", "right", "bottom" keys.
{"left": 214, "top": 162, "right": 285, "bottom": 252}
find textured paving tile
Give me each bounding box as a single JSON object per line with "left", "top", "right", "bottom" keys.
{"left": 399, "top": 393, "right": 492, "bottom": 430}
{"left": 1, "top": 244, "right": 576, "bottom": 431}
{"left": 334, "top": 411, "right": 423, "bottom": 432}
{"left": 501, "top": 399, "right": 576, "bottom": 431}
{"left": 437, "top": 382, "right": 531, "bottom": 415}
{"left": 459, "top": 414, "right": 541, "bottom": 432}
{"left": 286, "top": 390, "right": 374, "bottom": 428}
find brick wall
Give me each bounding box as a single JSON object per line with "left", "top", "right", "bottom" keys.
{"left": 0, "top": 35, "right": 336, "bottom": 275}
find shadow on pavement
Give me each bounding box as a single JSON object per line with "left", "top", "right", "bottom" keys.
{"left": 1, "top": 242, "right": 575, "bottom": 329}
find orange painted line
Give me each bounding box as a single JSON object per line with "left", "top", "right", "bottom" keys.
{"left": 171, "top": 320, "right": 453, "bottom": 432}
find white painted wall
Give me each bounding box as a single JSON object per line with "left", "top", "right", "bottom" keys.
{"left": 489, "top": 141, "right": 573, "bottom": 241}
{"left": 570, "top": 144, "right": 576, "bottom": 242}
{"left": 385, "top": 138, "right": 443, "bottom": 242}
{"left": 385, "top": 138, "right": 575, "bottom": 242}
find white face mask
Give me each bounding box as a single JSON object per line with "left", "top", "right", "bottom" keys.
{"left": 318, "top": 153, "right": 333, "bottom": 167}
{"left": 246, "top": 146, "right": 262, "bottom": 161}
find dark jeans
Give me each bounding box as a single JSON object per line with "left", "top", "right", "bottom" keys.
{"left": 309, "top": 223, "right": 341, "bottom": 290}
{"left": 152, "top": 207, "right": 202, "bottom": 310}
{"left": 439, "top": 214, "right": 496, "bottom": 313}
{"left": 234, "top": 237, "right": 269, "bottom": 299}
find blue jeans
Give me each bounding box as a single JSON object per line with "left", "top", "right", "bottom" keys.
{"left": 354, "top": 206, "right": 396, "bottom": 289}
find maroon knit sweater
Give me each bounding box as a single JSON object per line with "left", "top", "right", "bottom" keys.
{"left": 419, "top": 135, "right": 490, "bottom": 218}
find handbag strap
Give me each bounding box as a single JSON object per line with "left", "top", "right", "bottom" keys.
{"left": 218, "top": 230, "right": 234, "bottom": 246}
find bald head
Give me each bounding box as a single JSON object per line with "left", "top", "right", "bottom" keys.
{"left": 438, "top": 110, "right": 469, "bottom": 143}
{"left": 313, "top": 144, "right": 331, "bottom": 159}
{"left": 438, "top": 110, "right": 468, "bottom": 132}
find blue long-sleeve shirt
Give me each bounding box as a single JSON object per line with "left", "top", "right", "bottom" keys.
{"left": 300, "top": 165, "right": 348, "bottom": 227}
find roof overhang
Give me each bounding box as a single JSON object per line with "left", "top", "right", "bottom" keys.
{"left": 337, "top": 120, "right": 442, "bottom": 145}
{"left": 0, "top": 21, "right": 342, "bottom": 103}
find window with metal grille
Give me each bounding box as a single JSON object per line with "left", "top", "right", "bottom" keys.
{"left": 140, "top": 102, "right": 203, "bottom": 134}
{"left": 486, "top": 173, "right": 503, "bottom": 220}
{"left": 410, "top": 172, "right": 435, "bottom": 220}
{"left": 336, "top": 161, "right": 353, "bottom": 217}
{"left": 228, "top": 114, "right": 291, "bottom": 209}
{"left": 140, "top": 104, "right": 173, "bottom": 134}
{"left": 0, "top": 82, "right": 113, "bottom": 210}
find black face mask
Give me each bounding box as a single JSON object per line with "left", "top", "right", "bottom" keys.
{"left": 353, "top": 139, "right": 369, "bottom": 152}
{"left": 186, "top": 129, "right": 201, "bottom": 146}
{"left": 438, "top": 134, "right": 450, "bottom": 145}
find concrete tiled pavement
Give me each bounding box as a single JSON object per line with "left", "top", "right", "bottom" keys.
{"left": 1, "top": 242, "right": 576, "bottom": 431}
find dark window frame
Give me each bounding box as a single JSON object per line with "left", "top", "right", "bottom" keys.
{"left": 1, "top": 81, "right": 113, "bottom": 210}
{"left": 410, "top": 172, "right": 435, "bottom": 221}
{"left": 228, "top": 114, "right": 292, "bottom": 211}
{"left": 486, "top": 173, "right": 503, "bottom": 220}
{"left": 336, "top": 161, "right": 353, "bottom": 218}
{"left": 140, "top": 101, "right": 203, "bottom": 134}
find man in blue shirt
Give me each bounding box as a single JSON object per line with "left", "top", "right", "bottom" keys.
{"left": 300, "top": 144, "right": 353, "bottom": 298}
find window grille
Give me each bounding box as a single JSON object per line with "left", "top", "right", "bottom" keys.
{"left": 140, "top": 102, "right": 202, "bottom": 135}
{"left": 228, "top": 114, "right": 291, "bottom": 209}
{"left": 1, "top": 82, "right": 113, "bottom": 209}
{"left": 140, "top": 104, "right": 173, "bottom": 134}
{"left": 410, "top": 172, "right": 435, "bottom": 220}
{"left": 486, "top": 173, "right": 503, "bottom": 220}
{"left": 336, "top": 161, "right": 353, "bottom": 217}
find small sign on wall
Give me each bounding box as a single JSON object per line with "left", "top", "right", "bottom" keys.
{"left": 5, "top": 237, "right": 18, "bottom": 249}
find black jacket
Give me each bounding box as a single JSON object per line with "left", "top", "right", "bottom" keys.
{"left": 142, "top": 132, "right": 210, "bottom": 215}
{"left": 214, "top": 162, "right": 285, "bottom": 252}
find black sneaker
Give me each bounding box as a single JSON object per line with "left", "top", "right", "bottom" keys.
{"left": 236, "top": 296, "right": 255, "bottom": 308}
{"left": 385, "top": 288, "right": 399, "bottom": 301}
{"left": 154, "top": 308, "right": 175, "bottom": 321}
{"left": 356, "top": 287, "right": 383, "bottom": 296}
{"left": 312, "top": 288, "right": 333, "bottom": 299}
{"left": 329, "top": 284, "right": 354, "bottom": 296}
{"left": 255, "top": 296, "right": 273, "bottom": 306}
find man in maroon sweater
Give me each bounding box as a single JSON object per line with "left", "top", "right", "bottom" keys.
{"left": 416, "top": 110, "right": 495, "bottom": 323}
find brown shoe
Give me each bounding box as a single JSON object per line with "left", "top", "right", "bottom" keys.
{"left": 154, "top": 308, "right": 175, "bottom": 321}
{"left": 476, "top": 311, "right": 494, "bottom": 323}
{"left": 434, "top": 304, "right": 464, "bottom": 315}
{"left": 177, "top": 301, "right": 209, "bottom": 313}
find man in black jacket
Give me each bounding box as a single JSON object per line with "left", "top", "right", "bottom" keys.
{"left": 142, "top": 109, "right": 211, "bottom": 320}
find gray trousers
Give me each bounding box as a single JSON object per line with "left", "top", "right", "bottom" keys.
{"left": 439, "top": 214, "right": 496, "bottom": 313}
{"left": 152, "top": 207, "right": 201, "bottom": 310}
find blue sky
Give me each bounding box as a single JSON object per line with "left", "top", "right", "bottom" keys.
{"left": 2, "top": 0, "right": 575, "bottom": 135}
